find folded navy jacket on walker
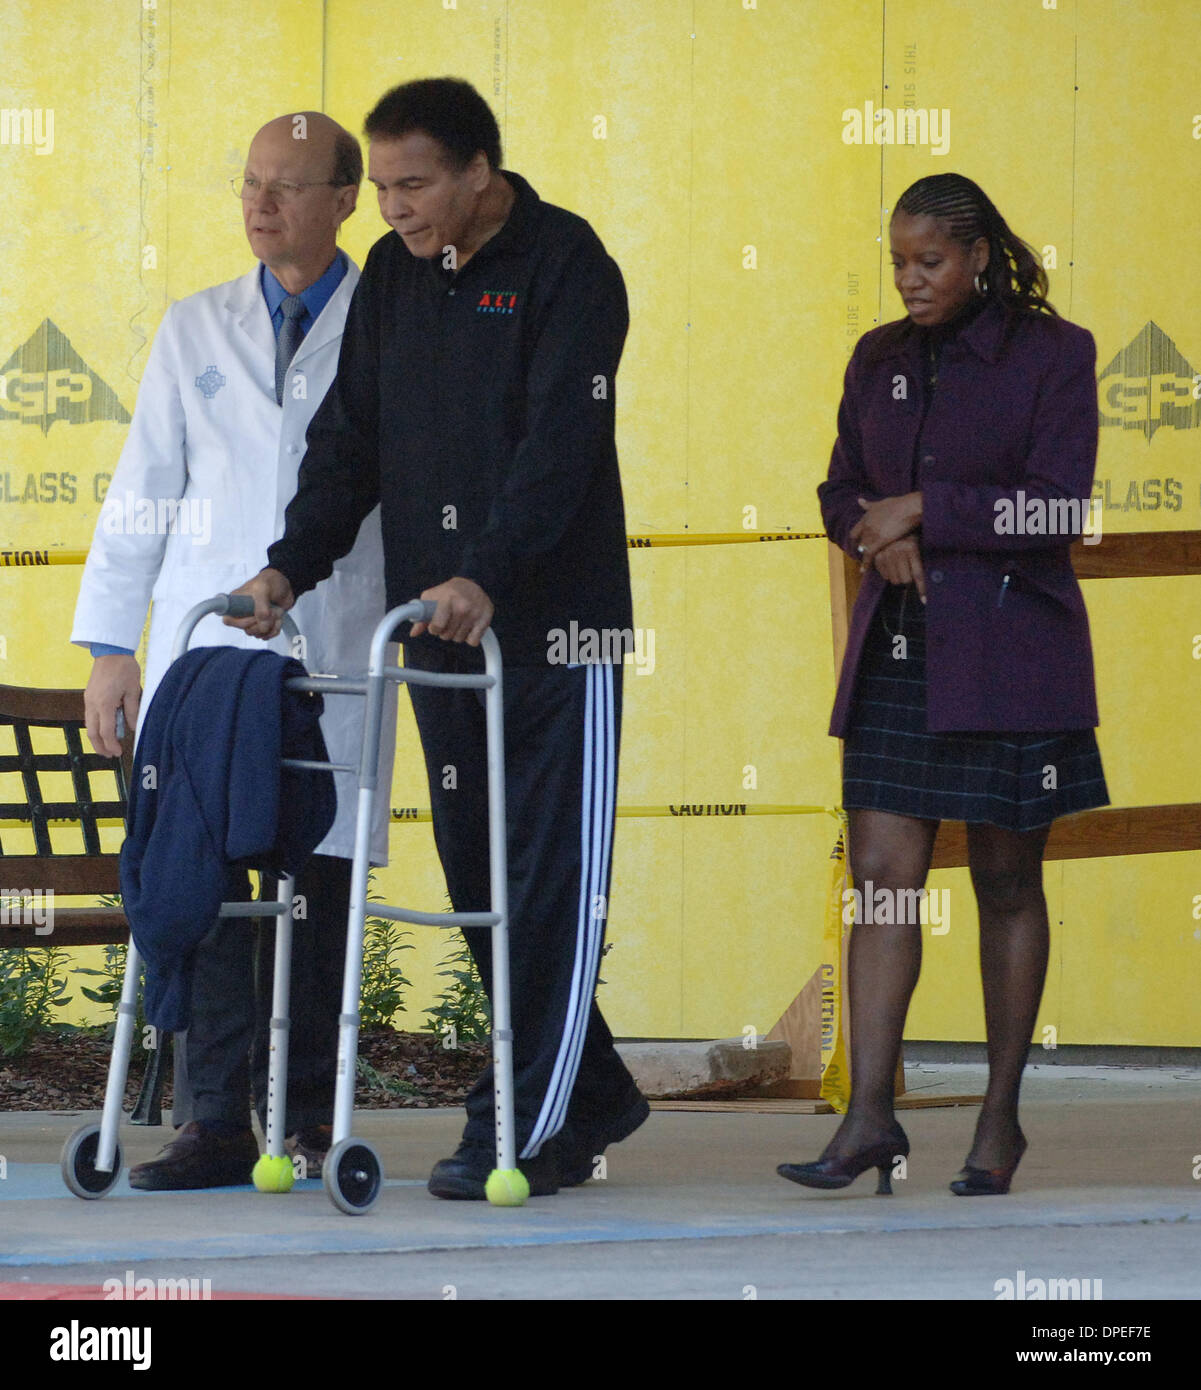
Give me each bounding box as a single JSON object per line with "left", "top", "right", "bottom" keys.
{"left": 120, "top": 647, "right": 336, "bottom": 1032}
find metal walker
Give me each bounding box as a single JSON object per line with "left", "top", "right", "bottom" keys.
{"left": 61, "top": 593, "right": 520, "bottom": 1214}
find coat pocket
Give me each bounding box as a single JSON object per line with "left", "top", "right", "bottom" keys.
{"left": 1010, "top": 551, "right": 1085, "bottom": 615}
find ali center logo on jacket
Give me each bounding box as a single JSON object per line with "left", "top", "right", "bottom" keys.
{"left": 1098, "top": 322, "right": 1201, "bottom": 440}
{"left": 477, "top": 290, "right": 519, "bottom": 315}
{"left": 0, "top": 319, "right": 131, "bottom": 435}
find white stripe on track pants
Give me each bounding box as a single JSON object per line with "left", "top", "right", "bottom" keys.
{"left": 406, "top": 643, "right": 637, "bottom": 1159}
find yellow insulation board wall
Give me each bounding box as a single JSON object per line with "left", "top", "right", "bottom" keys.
{"left": 1, "top": 1, "right": 1197, "bottom": 1044}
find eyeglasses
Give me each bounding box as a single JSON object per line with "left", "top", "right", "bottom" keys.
{"left": 231, "top": 175, "right": 344, "bottom": 203}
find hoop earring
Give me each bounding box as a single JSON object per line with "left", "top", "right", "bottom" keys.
{"left": 973, "top": 271, "right": 988, "bottom": 297}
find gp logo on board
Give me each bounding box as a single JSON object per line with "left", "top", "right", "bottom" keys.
{"left": 477, "top": 290, "right": 519, "bottom": 315}
{"left": 0, "top": 319, "right": 131, "bottom": 435}
{"left": 1098, "top": 322, "right": 1201, "bottom": 440}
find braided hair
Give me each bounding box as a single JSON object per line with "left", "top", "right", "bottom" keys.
{"left": 893, "top": 173, "right": 1057, "bottom": 317}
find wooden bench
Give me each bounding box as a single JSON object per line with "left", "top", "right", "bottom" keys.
{"left": 0, "top": 684, "right": 131, "bottom": 944}
{"left": 0, "top": 684, "right": 166, "bottom": 1121}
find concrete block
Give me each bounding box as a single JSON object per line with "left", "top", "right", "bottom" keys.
{"left": 616, "top": 1037, "right": 792, "bottom": 1099}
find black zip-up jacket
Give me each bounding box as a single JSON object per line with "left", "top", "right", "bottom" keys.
{"left": 267, "top": 170, "right": 633, "bottom": 666}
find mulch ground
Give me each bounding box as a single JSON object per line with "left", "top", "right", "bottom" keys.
{"left": 0, "top": 1026, "right": 489, "bottom": 1113}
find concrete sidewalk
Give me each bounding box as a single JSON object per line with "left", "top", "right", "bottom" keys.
{"left": 0, "top": 1062, "right": 1198, "bottom": 1299}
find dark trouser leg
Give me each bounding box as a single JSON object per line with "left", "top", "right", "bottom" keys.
{"left": 183, "top": 869, "right": 256, "bottom": 1131}
{"left": 407, "top": 646, "right": 635, "bottom": 1159}
{"left": 824, "top": 808, "right": 938, "bottom": 1159}
{"left": 170, "top": 1030, "right": 192, "bottom": 1124}
{"left": 252, "top": 853, "right": 351, "bottom": 1135}
{"left": 965, "top": 821, "right": 1051, "bottom": 1169}
{"left": 560, "top": 1002, "right": 639, "bottom": 1136}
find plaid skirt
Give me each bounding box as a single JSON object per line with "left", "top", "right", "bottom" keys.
{"left": 841, "top": 583, "right": 1109, "bottom": 831}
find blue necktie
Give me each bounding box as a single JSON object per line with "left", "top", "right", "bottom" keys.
{"left": 274, "top": 295, "right": 306, "bottom": 405}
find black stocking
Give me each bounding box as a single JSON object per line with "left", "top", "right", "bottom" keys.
{"left": 964, "top": 820, "right": 1052, "bottom": 1169}
{"left": 823, "top": 808, "right": 938, "bottom": 1160}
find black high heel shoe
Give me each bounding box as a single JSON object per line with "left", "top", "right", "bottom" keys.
{"left": 778, "top": 1123, "right": 909, "bottom": 1195}
{"left": 950, "top": 1129, "right": 1027, "bottom": 1196}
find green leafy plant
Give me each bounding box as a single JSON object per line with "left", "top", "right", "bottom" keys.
{"left": 73, "top": 941, "right": 126, "bottom": 1013}
{"left": 0, "top": 944, "right": 74, "bottom": 1057}
{"left": 71, "top": 895, "right": 146, "bottom": 1039}
{"left": 355, "top": 1054, "right": 419, "bottom": 1098}
{"left": 73, "top": 942, "right": 149, "bottom": 1039}
{"left": 358, "top": 874, "right": 414, "bottom": 1029}
{"left": 423, "top": 937, "right": 491, "bottom": 1046}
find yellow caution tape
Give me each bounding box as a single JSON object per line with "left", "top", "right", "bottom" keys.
{"left": 0, "top": 548, "right": 87, "bottom": 566}
{"left": 627, "top": 532, "right": 825, "bottom": 548}
{"left": 819, "top": 811, "right": 853, "bottom": 1114}
{"left": 2, "top": 803, "right": 839, "bottom": 831}
{"left": 616, "top": 803, "right": 833, "bottom": 818}
{"left": 3, "top": 536, "right": 827, "bottom": 567}
{"left": 393, "top": 804, "right": 835, "bottom": 822}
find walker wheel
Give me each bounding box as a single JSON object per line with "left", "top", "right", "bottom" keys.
{"left": 61, "top": 1124, "right": 122, "bottom": 1199}
{"left": 323, "top": 1138, "right": 382, "bottom": 1215}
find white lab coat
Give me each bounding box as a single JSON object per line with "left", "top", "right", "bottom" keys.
{"left": 71, "top": 259, "right": 395, "bottom": 864}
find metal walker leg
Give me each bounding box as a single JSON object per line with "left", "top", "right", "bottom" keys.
{"left": 249, "top": 872, "right": 297, "bottom": 1192}
{"left": 62, "top": 592, "right": 526, "bottom": 1217}
{"left": 61, "top": 937, "right": 139, "bottom": 1197}
{"left": 322, "top": 600, "right": 522, "bottom": 1212}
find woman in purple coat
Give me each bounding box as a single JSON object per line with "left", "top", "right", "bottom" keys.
{"left": 779, "top": 173, "right": 1107, "bottom": 1197}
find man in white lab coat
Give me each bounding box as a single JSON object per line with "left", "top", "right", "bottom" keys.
{"left": 72, "top": 112, "right": 394, "bottom": 1189}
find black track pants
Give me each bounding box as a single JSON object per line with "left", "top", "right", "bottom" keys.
{"left": 406, "top": 644, "right": 637, "bottom": 1159}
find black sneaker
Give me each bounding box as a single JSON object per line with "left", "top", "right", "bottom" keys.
{"left": 558, "top": 1089, "right": 651, "bottom": 1187}
{"left": 427, "top": 1135, "right": 560, "bottom": 1200}
{"left": 128, "top": 1121, "right": 259, "bottom": 1191}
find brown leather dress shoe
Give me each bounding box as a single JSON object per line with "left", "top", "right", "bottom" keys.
{"left": 128, "top": 1121, "right": 259, "bottom": 1191}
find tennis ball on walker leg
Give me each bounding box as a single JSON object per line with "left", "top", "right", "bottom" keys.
{"left": 252, "top": 1153, "right": 295, "bottom": 1193}
{"left": 485, "top": 1167, "right": 529, "bottom": 1206}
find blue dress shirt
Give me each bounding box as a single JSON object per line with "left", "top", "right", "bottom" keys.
{"left": 261, "top": 248, "right": 347, "bottom": 341}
